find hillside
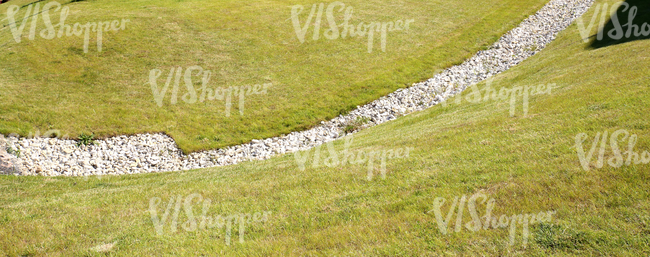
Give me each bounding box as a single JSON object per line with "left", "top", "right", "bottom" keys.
{"left": 0, "top": 0, "right": 549, "bottom": 152}
{"left": 1, "top": 0, "right": 649, "bottom": 255}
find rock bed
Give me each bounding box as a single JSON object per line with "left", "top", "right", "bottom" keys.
{"left": 0, "top": 0, "right": 594, "bottom": 176}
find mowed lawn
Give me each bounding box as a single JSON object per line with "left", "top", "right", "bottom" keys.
{"left": 1, "top": 0, "right": 649, "bottom": 255}
{"left": 0, "top": 0, "right": 549, "bottom": 153}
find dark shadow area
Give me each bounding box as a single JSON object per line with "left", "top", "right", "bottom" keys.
{"left": 589, "top": 0, "right": 650, "bottom": 49}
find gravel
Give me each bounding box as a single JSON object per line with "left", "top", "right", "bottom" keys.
{"left": 0, "top": 0, "right": 595, "bottom": 176}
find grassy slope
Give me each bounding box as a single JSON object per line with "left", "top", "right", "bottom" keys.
{"left": 0, "top": 0, "right": 548, "bottom": 153}
{"left": 1, "top": 0, "right": 650, "bottom": 255}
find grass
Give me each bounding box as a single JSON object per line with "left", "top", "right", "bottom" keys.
{"left": 343, "top": 116, "right": 371, "bottom": 134}
{"left": 75, "top": 133, "right": 95, "bottom": 146}
{"left": 0, "top": 0, "right": 550, "bottom": 153}
{"left": 1, "top": 0, "right": 650, "bottom": 255}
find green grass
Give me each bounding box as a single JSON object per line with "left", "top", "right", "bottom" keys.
{"left": 2, "top": 0, "right": 650, "bottom": 255}
{"left": 0, "top": 0, "right": 549, "bottom": 153}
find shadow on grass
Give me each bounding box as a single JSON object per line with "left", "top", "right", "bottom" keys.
{"left": 589, "top": 0, "right": 650, "bottom": 49}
